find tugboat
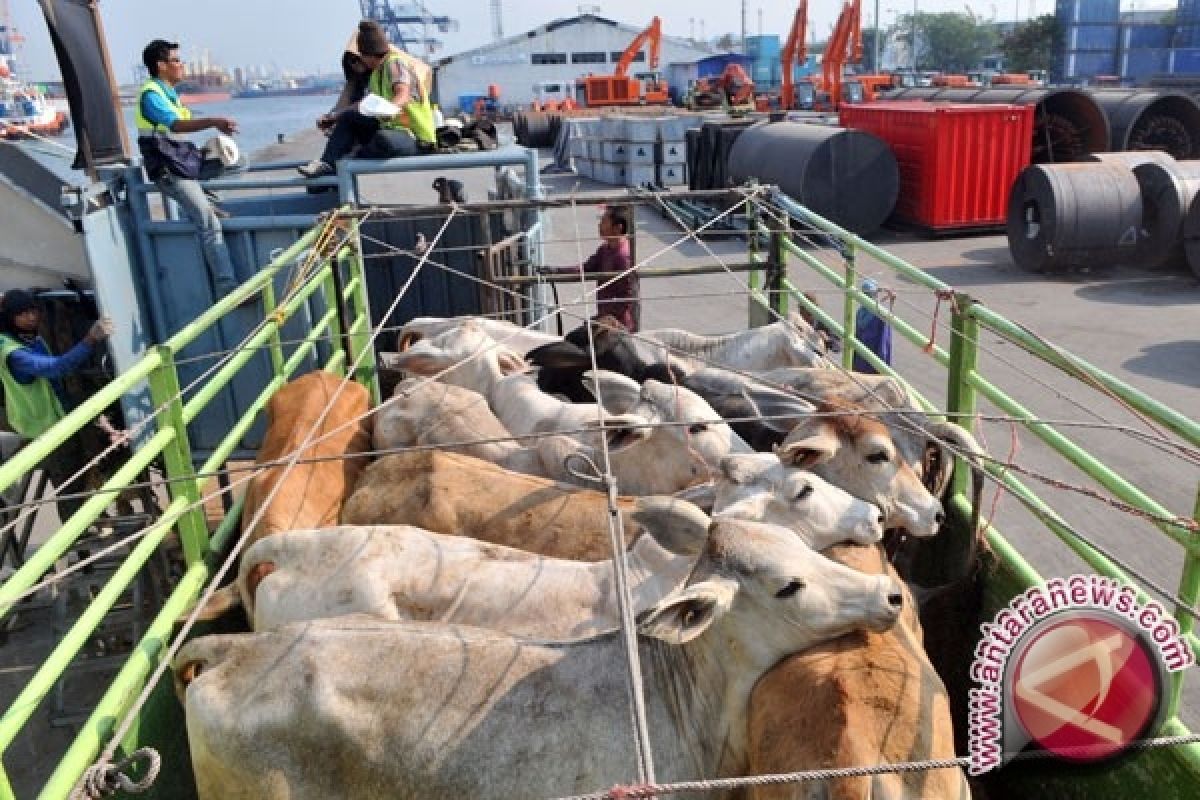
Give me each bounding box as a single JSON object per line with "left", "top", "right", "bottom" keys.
{"left": 0, "top": 58, "right": 69, "bottom": 140}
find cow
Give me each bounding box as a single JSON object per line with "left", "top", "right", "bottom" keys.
{"left": 340, "top": 449, "right": 883, "bottom": 560}
{"left": 221, "top": 497, "right": 710, "bottom": 635}
{"left": 747, "top": 544, "right": 971, "bottom": 800}
{"left": 175, "top": 516, "right": 904, "bottom": 800}
{"left": 641, "top": 312, "right": 832, "bottom": 372}
{"left": 396, "top": 315, "right": 562, "bottom": 357}
{"left": 240, "top": 371, "right": 372, "bottom": 543}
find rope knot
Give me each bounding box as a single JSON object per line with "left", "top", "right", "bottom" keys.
{"left": 72, "top": 748, "right": 161, "bottom": 799}
{"left": 923, "top": 288, "right": 960, "bottom": 354}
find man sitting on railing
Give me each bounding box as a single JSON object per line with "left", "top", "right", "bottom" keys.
{"left": 0, "top": 290, "right": 114, "bottom": 524}
{"left": 537, "top": 207, "right": 640, "bottom": 333}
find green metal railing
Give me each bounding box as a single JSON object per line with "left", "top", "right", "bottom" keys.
{"left": 0, "top": 215, "right": 375, "bottom": 800}
{"left": 755, "top": 193, "right": 1200, "bottom": 731}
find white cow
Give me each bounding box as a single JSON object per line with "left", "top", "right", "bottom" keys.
{"left": 396, "top": 315, "right": 561, "bottom": 357}
{"left": 176, "top": 516, "right": 903, "bottom": 800}
{"left": 227, "top": 498, "right": 707, "bottom": 634}
{"left": 642, "top": 312, "right": 832, "bottom": 371}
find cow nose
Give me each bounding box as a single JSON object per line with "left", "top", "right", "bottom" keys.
{"left": 876, "top": 512, "right": 885, "bottom": 526}
{"left": 934, "top": 511, "right": 945, "bottom": 527}
{"left": 887, "top": 591, "right": 904, "bottom": 608}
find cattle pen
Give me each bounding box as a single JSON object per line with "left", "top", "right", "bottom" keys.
{"left": 0, "top": 159, "right": 1198, "bottom": 800}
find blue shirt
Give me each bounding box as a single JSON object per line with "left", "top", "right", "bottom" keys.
{"left": 140, "top": 78, "right": 182, "bottom": 130}
{"left": 852, "top": 308, "right": 892, "bottom": 374}
{"left": 5, "top": 335, "right": 94, "bottom": 404}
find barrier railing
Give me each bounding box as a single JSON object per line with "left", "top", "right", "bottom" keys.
{"left": 758, "top": 191, "right": 1200, "bottom": 737}
{"left": 0, "top": 215, "right": 374, "bottom": 800}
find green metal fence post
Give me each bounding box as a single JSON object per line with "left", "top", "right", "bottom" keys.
{"left": 946, "top": 293, "right": 980, "bottom": 494}
{"left": 321, "top": 265, "right": 347, "bottom": 377}
{"left": 1168, "top": 486, "right": 1200, "bottom": 718}
{"left": 260, "top": 280, "right": 285, "bottom": 376}
{"left": 842, "top": 243, "right": 858, "bottom": 371}
{"left": 346, "top": 234, "right": 379, "bottom": 404}
{"left": 767, "top": 217, "right": 789, "bottom": 319}
{"left": 146, "top": 345, "right": 208, "bottom": 564}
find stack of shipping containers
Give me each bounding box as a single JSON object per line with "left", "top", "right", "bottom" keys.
{"left": 1121, "top": 20, "right": 1173, "bottom": 83}
{"left": 1053, "top": 0, "right": 1119, "bottom": 83}
{"left": 1172, "top": 0, "right": 1200, "bottom": 74}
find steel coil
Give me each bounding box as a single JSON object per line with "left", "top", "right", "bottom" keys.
{"left": 513, "top": 111, "right": 562, "bottom": 148}
{"left": 881, "top": 87, "right": 1109, "bottom": 162}
{"left": 1133, "top": 160, "right": 1200, "bottom": 269}
{"left": 727, "top": 120, "right": 898, "bottom": 235}
{"left": 1086, "top": 89, "right": 1200, "bottom": 159}
{"left": 1006, "top": 163, "right": 1142, "bottom": 272}
{"left": 1084, "top": 150, "right": 1176, "bottom": 168}
{"left": 1184, "top": 193, "right": 1200, "bottom": 278}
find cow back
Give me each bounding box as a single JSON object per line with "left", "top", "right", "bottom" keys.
{"left": 340, "top": 449, "right": 641, "bottom": 561}
{"left": 242, "top": 372, "right": 372, "bottom": 543}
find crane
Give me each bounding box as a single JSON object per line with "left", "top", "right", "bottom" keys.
{"left": 780, "top": 0, "right": 808, "bottom": 110}
{"left": 582, "top": 16, "right": 667, "bottom": 107}
{"left": 358, "top": 0, "right": 459, "bottom": 57}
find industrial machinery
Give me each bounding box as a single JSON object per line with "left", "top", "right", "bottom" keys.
{"left": 779, "top": 0, "right": 811, "bottom": 110}
{"left": 687, "top": 63, "right": 756, "bottom": 113}
{"left": 581, "top": 16, "right": 668, "bottom": 107}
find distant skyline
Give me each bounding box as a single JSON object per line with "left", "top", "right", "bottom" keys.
{"left": 8, "top": 0, "right": 1141, "bottom": 81}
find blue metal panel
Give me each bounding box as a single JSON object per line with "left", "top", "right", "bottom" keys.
{"left": 1122, "top": 24, "right": 1174, "bottom": 50}
{"left": 1181, "top": 0, "right": 1200, "bottom": 23}
{"left": 1121, "top": 48, "right": 1168, "bottom": 81}
{"left": 1170, "top": 47, "right": 1200, "bottom": 73}
{"left": 1056, "top": 0, "right": 1118, "bottom": 26}
{"left": 1065, "top": 24, "right": 1119, "bottom": 51}
{"left": 745, "top": 35, "right": 781, "bottom": 59}
{"left": 1060, "top": 50, "right": 1118, "bottom": 78}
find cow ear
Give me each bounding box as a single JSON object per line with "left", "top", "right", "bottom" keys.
{"left": 527, "top": 341, "right": 589, "bottom": 370}
{"left": 583, "top": 370, "right": 642, "bottom": 414}
{"left": 636, "top": 578, "right": 737, "bottom": 644}
{"left": 719, "top": 454, "right": 772, "bottom": 486}
{"left": 752, "top": 391, "right": 817, "bottom": 434}
{"left": 497, "top": 349, "right": 527, "bottom": 375}
{"left": 774, "top": 424, "right": 839, "bottom": 468}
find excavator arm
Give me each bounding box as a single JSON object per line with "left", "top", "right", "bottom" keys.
{"left": 614, "top": 16, "right": 662, "bottom": 77}
{"left": 823, "top": 0, "right": 855, "bottom": 109}
{"left": 780, "top": 0, "right": 808, "bottom": 110}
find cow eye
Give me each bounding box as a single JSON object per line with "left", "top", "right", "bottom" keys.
{"left": 688, "top": 423, "right": 709, "bottom": 435}
{"left": 866, "top": 451, "right": 890, "bottom": 464}
{"left": 775, "top": 579, "right": 805, "bottom": 598}
{"left": 793, "top": 484, "right": 814, "bottom": 502}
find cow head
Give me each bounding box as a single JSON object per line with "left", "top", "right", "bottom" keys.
{"left": 637, "top": 517, "right": 902, "bottom": 665}
{"left": 390, "top": 322, "right": 526, "bottom": 394}
{"left": 782, "top": 311, "right": 834, "bottom": 367}
{"left": 713, "top": 453, "right": 885, "bottom": 550}
{"left": 774, "top": 403, "right": 945, "bottom": 538}
{"left": 583, "top": 370, "right": 753, "bottom": 494}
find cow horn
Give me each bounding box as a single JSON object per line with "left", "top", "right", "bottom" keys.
{"left": 396, "top": 331, "right": 421, "bottom": 352}
{"left": 183, "top": 584, "right": 243, "bottom": 623}
{"left": 925, "top": 421, "right": 987, "bottom": 586}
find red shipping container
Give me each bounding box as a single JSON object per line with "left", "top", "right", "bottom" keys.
{"left": 839, "top": 101, "right": 1034, "bottom": 231}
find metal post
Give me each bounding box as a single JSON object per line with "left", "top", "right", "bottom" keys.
{"left": 146, "top": 345, "right": 208, "bottom": 564}
{"left": 912, "top": 0, "right": 919, "bottom": 72}
{"left": 874, "top": 0, "right": 882, "bottom": 71}
{"left": 841, "top": 244, "right": 858, "bottom": 371}
{"left": 946, "top": 292, "right": 979, "bottom": 472}
{"left": 261, "top": 280, "right": 285, "bottom": 376}
{"left": 1168, "top": 486, "right": 1200, "bottom": 717}
{"left": 767, "top": 217, "right": 788, "bottom": 319}
{"left": 346, "top": 236, "right": 380, "bottom": 404}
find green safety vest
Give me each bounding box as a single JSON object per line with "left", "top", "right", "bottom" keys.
{"left": 134, "top": 78, "right": 192, "bottom": 133}
{"left": 0, "top": 335, "right": 65, "bottom": 440}
{"left": 368, "top": 53, "right": 436, "bottom": 144}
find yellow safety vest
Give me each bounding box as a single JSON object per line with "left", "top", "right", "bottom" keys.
{"left": 0, "top": 335, "right": 65, "bottom": 439}
{"left": 134, "top": 78, "right": 192, "bottom": 133}
{"left": 368, "top": 53, "right": 436, "bottom": 144}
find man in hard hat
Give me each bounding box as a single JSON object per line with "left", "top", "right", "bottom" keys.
{"left": 136, "top": 38, "right": 245, "bottom": 299}
{"left": 852, "top": 278, "right": 893, "bottom": 373}
{"left": 0, "top": 289, "right": 115, "bottom": 524}
{"left": 298, "top": 20, "right": 436, "bottom": 178}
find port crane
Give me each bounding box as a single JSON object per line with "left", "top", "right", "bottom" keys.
{"left": 358, "top": 0, "right": 459, "bottom": 57}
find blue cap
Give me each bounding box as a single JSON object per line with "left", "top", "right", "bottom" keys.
{"left": 861, "top": 278, "right": 878, "bottom": 296}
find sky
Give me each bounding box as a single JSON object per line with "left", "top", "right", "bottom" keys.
{"left": 7, "top": 0, "right": 1166, "bottom": 82}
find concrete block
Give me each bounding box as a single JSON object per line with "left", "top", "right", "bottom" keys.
{"left": 657, "top": 163, "right": 687, "bottom": 186}
{"left": 656, "top": 140, "right": 687, "bottom": 164}
{"left": 622, "top": 164, "right": 658, "bottom": 187}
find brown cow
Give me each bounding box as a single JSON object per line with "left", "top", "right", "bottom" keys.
{"left": 339, "top": 449, "right": 642, "bottom": 561}
{"left": 241, "top": 370, "right": 372, "bottom": 542}
{"left": 747, "top": 544, "right": 971, "bottom": 800}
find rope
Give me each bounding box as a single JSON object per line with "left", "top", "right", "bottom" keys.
{"left": 68, "top": 747, "right": 160, "bottom": 799}
{"left": 922, "top": 289, "right": 958, "bottom": 354}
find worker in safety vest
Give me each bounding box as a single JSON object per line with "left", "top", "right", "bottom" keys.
{"left": 136, "top": 38, "right": 244, "bottom": 299}
{"left": 299, "top": 20, "right": 436, "bottom": 178}
{"left": 0, "top": 290, "right": 116, "bottom": 524}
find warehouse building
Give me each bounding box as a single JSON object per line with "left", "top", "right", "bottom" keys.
{"left": 434, "top": 13, "right": 713, "bottom": 112}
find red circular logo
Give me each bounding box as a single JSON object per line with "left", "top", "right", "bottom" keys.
{"left": 1009, "top": 612, "right": 1162, "bottom": 763}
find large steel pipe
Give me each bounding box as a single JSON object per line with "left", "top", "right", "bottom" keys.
{"left": 727, "top": 120, "right": 898, "bottom": 234}
{"left": 1086, "top": 89, "right": 1200, "bottom": 160}
{"left": 882, "top": 87, "right": 1109, "bottom": 162}
{"left": 1007, "top": 163, "right": 1142, "bottom": 272}
{"left": 1184, "top": 194, "right": 1200, "bottom": 278}
{"left": 1133, "top": 160, "right": 1200, "bottom": 269}
{"left": 514, "top": 112, "right": 562, "bottom": 148}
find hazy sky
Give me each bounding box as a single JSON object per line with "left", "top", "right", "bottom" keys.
{"left": 8, "top": 0, "right": 1156, "bottom": 81}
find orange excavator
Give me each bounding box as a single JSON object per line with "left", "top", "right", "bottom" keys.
{"left": 582, "top": 16, "right": 668, "bottom": 107}
{"left": 780, "top": 0, "right": 810, "bottom": 110}
{"left": 816, "top": 0, "right": 862, "bottom": 110}
{"left": 688, "top": 63, "right": 756, "bottom": 112}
